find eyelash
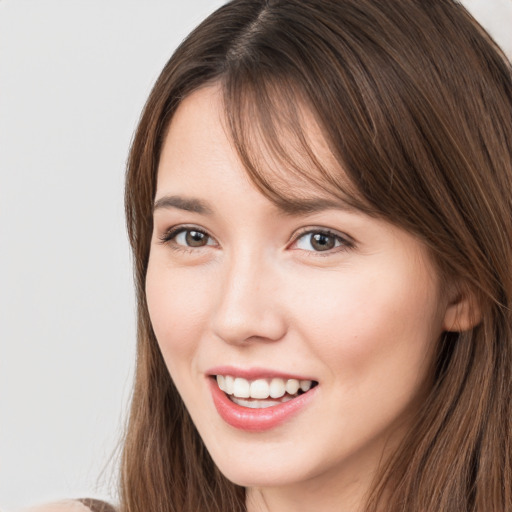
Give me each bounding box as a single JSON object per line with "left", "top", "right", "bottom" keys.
{"left": 158, "top": 225, "right": 354, "bottom": 255}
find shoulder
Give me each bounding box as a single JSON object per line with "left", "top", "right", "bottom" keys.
{"left": 17, "top": 499, "right": 116, "bottom": 512}
{"left": 17, "top": 501, "right": 91, "bottom": 512}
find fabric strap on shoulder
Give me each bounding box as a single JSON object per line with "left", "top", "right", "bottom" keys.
{"left": 76, "top": 499, "right": 117, "bottom": 512}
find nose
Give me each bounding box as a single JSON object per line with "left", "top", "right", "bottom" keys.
{"left": 210, "top": 250, "right": 288, "bottom": 345}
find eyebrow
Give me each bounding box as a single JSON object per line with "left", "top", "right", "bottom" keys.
{"left": 152, "top": 194, "right": 354, "bottom": 216}
{"left": 153, "top": 195, "right": 214, "bottom": 215}
{"left": 276, "top": 197, "right": 354, "bottom": 215}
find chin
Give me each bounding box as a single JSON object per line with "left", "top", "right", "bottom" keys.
{"left": 215, "top": 458, "right": 307, "bottom": 489}
{"left": 201, "top": 433, "right": 324, "bottom": 489}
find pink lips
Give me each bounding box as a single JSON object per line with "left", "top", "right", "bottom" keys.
{"left": 207, "top": 365, "right": 316, "bottom": 382}
{"left": 207, "top": 367, "right": 318, "bottom": 432}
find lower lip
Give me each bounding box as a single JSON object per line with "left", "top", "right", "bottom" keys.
{"left": 208, "top": 378, "right": 318, "bottom": 432}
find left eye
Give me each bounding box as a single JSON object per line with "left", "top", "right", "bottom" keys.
{"left": 294, "top": 231, "right": 346, "bottom": 252}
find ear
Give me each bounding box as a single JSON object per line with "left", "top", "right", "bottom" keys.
{"left": 442, "top": 284, "right": 482, "bottom": 332}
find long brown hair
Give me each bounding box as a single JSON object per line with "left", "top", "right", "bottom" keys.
{"left": 121, "top": 1, "right": 512, "bottom": 510}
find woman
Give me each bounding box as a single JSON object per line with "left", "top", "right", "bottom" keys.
{"left": 28, "top": 0, "right": 512, "bottom": 511}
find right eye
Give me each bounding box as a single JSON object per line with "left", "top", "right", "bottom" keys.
{"left": 160, "top": 227, "right": 217, "bottom": 249}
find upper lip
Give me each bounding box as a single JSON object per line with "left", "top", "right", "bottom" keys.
{"left": 206, "top": 365, "right": 318, "bottom": 382}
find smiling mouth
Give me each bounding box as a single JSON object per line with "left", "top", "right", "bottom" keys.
{"left": 214, "top": 375, "right": 319, "bottom": 409}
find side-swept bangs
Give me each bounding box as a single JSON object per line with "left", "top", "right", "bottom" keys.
{"left": 219, "top": 0, "right": 512, "bottom": 308}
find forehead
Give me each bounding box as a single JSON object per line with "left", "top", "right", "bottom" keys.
{"left": 157, "top": 84, "right": 366, "bottom": 214}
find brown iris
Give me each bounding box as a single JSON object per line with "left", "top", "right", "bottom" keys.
{"left": 310, "top": 232, "right": 336, "bottom": 251}
{"left": 185, "top": 230, "right": 209, "bottom": 247}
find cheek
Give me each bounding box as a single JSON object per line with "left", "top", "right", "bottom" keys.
{"left": 285, "top": 266, "right": 443, "bottom": 450}
{"left": 145, "top": 260, "right": 213, "bottom": 370}
{"left": 287, "top": 263, "right": 442, "bottom": 386}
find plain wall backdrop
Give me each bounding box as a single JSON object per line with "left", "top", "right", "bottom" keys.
{"left": 0, "top": 1, "right": 510, "bottom": 510}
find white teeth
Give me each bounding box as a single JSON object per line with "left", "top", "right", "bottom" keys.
{"left": 233, "top": 377, "right": 250, "bottom": 398}
{"left": 269, "top": 378, "right": 286, "bottom": 399}
{"left": 285, "top": 379, "right": 300, "bottom": 395}
{"left": 216, "top": 375, "right": 315, "bottom": 400}
{"left": 231, "top": 395, "right": 295, "bottom": 408}
{"left": 250, "top": 379, "right": 270, "bottom": 399}
{"left": 216, "top": 375, "right": 226, "bottom": 392}
{"left": 300, "top": 380, "right": 312, "bottom": 392}
{"left": 224, "top": 375, "right": 234, "bottom": 395}
{"left": 231, "top": 397, "right": 281, "bottom": 408}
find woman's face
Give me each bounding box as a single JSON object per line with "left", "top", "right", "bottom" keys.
{"left": 146, "top": 86, "right": 454, "bottom": 505}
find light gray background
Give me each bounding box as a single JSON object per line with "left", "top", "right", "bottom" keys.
{"left": 0, "top": 1, "right": 510, "bottom": 510}
{"left": 0, "top": 2, "right": 225, "bottom": 509}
